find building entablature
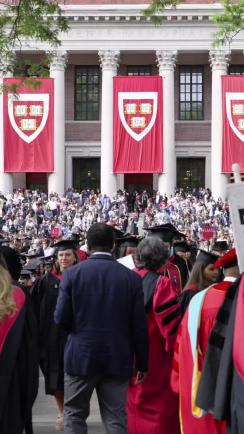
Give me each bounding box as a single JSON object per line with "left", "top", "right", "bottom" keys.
{"left": 12, "top": 3, "right": 244, "bottom": 53}
{"left": 61, "top": 3, "right": 223, "bottom": 22}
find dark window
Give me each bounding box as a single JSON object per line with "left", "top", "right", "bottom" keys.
{"left": 179, "top": 66, "right": 204, "bottom": 120}
{"left": 127, "top": 66, "right": 153, "bottom": 76}
{"left": 75, "top": 66, "right": 100, "bottom": 120}
{"left": 229, "top": 66, "right": 244, "bottom": 75}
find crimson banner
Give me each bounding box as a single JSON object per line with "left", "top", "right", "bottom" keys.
{"left": 222, "top": 76, "right": 244, "bottom": 173}
{"left": 4, "top": 78, "right": 54, "bottom": 172}
{"left": 113, "top": 76, "right": 163, "bottom": 173}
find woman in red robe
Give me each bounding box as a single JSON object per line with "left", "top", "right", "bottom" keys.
{"left": 127, "top": 236, "right": 181, "bottom": 434}
{"left": 171, "top": 248, "right": 240, "bottom": 434}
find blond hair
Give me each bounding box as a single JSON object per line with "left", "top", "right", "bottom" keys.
{"left": 0, "top": 260, "right": 16, "bottom": 323}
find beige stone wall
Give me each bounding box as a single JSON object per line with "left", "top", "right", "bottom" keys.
{"left": 62, "top": 0, "right": 220, "bottom": 4}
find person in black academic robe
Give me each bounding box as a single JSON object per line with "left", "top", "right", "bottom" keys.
{"left": 0, "top": 257, "right": 39, "bottom": 434}
{"left": 0, "top": 246, "right": 39, "bottom": 434}
{"left": 32, "top": 240, "right": 79, "bottom": 431}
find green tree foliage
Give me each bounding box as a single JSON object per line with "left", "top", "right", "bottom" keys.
{"left": 144, "top": 0, "right": 180, "bottom": 25}
{"left": 0, "top": 0, "right": 68, "bottom": 76}
{"left": 145, "top": 0, "right": 244, "bottom": 46}
{"left": 213, "top": 0, "right": 244, "bottom": 47}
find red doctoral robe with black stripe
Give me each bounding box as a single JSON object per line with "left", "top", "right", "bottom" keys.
{"left": 171, "top": 278, "right": 236, "bottom": 434}
{"left": 127, "top": 268, "right": 181, "bottom": 434}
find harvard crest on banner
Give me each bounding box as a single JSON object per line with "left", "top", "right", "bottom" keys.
{"left": 4, "top": 78, "right": 54, "bottom": 172}
{"left": 222, "top": 76, "right": 244, "bottom": 173}
{"left": 113, "top": 76, "right": 163, "bottom": 173}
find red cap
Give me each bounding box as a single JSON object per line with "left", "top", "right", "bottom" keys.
{"left": 213, "top": 248, "right": 238, "bottom": 269}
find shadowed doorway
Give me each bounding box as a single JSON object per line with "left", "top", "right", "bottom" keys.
{"left": 124, "top": 174, "right": 153, "bottom": 194}
{"left": 72, "top": 158, "right": 100, "bottom": 192}
{"left": 177, "top": 158, "right": 205, "bottom": 191}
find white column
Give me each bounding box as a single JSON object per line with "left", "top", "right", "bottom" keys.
{"left": 156, "top": 50, "right": 177, "bottom": 196}
{"left": 99, "top": 50, "right": 120, "bottom": 197}
{"left": 0, "top": 63, "right": 13, "bottom": 194}
{"left": 210, "top": 49, "right": 230, "bottom": 199}
{"left": 48, "top": 51, "right": 67, "bottom": 196}
{"left": 117, "top": 174, "right": 124, "bottom": 191}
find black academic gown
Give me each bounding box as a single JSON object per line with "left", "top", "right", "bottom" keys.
{"left": 0, "top": 288, "right": 39, "bottom": 434}
{"left": 33, "top": 272, "right": 67, "bottom": 395}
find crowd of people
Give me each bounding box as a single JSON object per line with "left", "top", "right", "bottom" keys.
{"left": 0, "top": 186, "right": 243, "bottom": 434}
{"left": 0, "top": 187, "right": 233, "bottom": 253}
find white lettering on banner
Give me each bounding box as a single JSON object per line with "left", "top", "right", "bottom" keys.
{"left": 20, "top": 118, "right": 37, "bottom": 131}
{"left": 15, "top": 105, "right": 27, "bottom": 116}
{"left": 140, "top": 103, "right": 152, "bottom": 114}
{"left": 29, "top": 105, "right": 43, "bottom": 116}
{"left": 232, "top": 104, "right": 244, "bottom": 115}
{"left": 131, "top": 117, "right": 146, "bottom": 128}
{"left": 124, "top": 103, "right": 137, "bottom": 114}
{"left": 238, "top": 119, "right": 244, "bottom": 130}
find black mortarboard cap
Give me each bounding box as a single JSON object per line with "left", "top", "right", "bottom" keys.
{"left": 38, "top": 254, "right": 55, "bottom": 264}
{"left": 20, "top": 252, "right": 40, "bottom": 259}
{"left": 54, "top": 239, "right": 77, "bottom": 251}
{"left": 110, "top": 226, "right": 125, "bottom": 240}
{"left": 173, "top": 240, "right": 191, "bottom": 253}
{"left": 23, "top": 258, "right": 42, "bottom": 271}
{"left": 20, "top": 269, "right": 32, "bottom": 278}
{"left": 212, "top": 240, "right": 229, "bottom": 252}
{"left": 143, "top": 224, "right": 185, "bottom": 243}
{"left": 116, "top": 235, "right": 141, "bottom": 247}
{"left": 69, "top": 235, "right": 81, "bottom": 245}
{"left": 196, "top": 249, "right": 220, "bottom": 266}
{"left": 116, "top": 234, "right": 141, "bottom": 259}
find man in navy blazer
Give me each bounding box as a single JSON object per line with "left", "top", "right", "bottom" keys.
{"left": 54, "top": 223, "right": 148, "bottom": 434}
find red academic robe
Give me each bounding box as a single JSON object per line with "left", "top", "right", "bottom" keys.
{"left": 171, "top": 278, "right": 236, "bottom": 434}
{"left": 127, "top": 268, "right": 181, "bottom": 434}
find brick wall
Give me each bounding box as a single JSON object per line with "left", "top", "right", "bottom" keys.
{"left": 65, "top": 121, "right": 101, "bottom": 141}
{"left": 175, "top": 122, "right": 211, "bottom": 141}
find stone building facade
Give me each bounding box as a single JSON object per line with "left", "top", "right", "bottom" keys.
{"left": 0, "top": 0, "right": 244, "bottom": 198}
